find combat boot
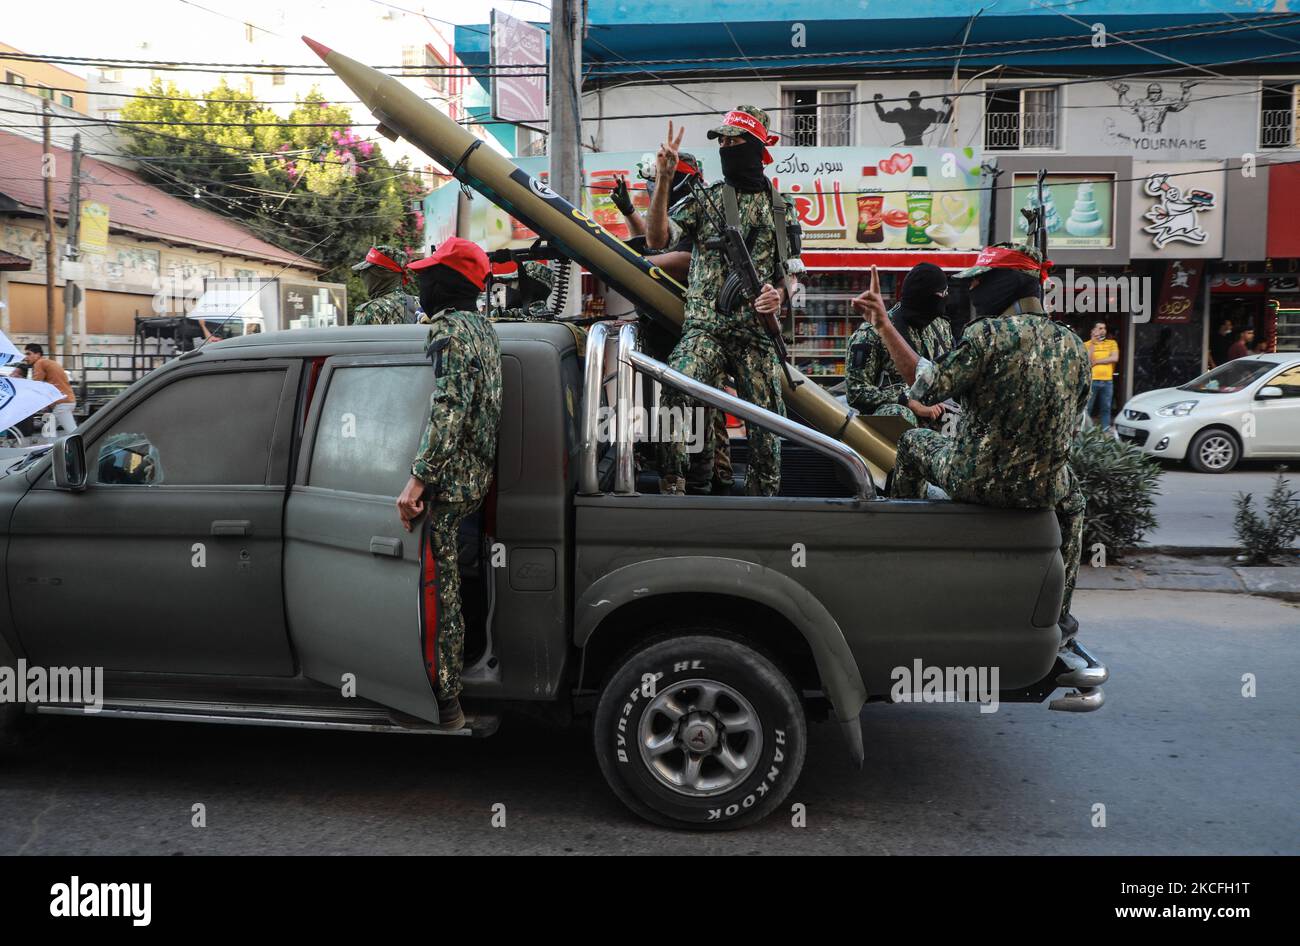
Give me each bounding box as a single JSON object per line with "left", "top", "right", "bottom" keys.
{"left": 436, "top": 695, "right": 466, "bottom": 731}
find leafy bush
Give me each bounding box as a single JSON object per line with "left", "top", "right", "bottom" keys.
{"left": 1234, "top": 475, "right": 1300, "bottom": 564}
{"left": 1070, "top": 427, "right": 1162, "bottom": 556}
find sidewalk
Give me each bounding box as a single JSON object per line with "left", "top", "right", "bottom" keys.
{"left": 1078, "top": 553, "right": 1300, "bottom": 602}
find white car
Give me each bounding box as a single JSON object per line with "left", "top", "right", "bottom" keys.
{"left": 1116, "top": 353, "right": 1300, "bottom": 473}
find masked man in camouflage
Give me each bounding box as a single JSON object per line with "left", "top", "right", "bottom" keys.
{"left": 846, "top": 262, "right": 954, "bottom": 430}
{"left": 396, "top": 238, "right": 501, "bottom": 730}
{"left": 853, "top": 245, "right": 1089, "bottom": 634}
{"left": 352, "top": 244, "right": 421, "bottom": 325}
{"left": 646, "top": 108, "right": 799, "bottom": 496}
{"left": 491, "top": 260, "right": 555, "bottom": 322}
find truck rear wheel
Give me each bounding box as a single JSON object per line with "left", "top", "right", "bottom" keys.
{"left": 593, "top": 633, "right": 806, "bottom": 830}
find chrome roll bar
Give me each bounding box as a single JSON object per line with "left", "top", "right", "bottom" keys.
{"left": 580, "top": 320, "right": 877, "bottom": 500}
{"left": 627, "top": 350, "right": 877, "bottom": 500}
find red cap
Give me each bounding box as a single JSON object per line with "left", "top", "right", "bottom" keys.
{"left": 409, "top": 237, "right": 490, "bottom": 289}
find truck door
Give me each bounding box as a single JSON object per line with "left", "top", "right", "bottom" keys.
{"left": 8, "top": 360, "right": 300, "bottom": 674}
{"left": 283, "top": 354, "right": 444, "bottom": 722}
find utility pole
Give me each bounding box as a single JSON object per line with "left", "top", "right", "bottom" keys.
{"left": 549, "top": 0, "right": 584, "bottom": 316}
{"left": 41, "top": 102, "right": 57, "bottom": 353}
{"left": 63, "top": 133, "right": 83, "bottom": 365}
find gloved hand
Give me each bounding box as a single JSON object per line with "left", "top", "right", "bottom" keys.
{"left": 610, "top": 175, "right": 635, "bottom": 216}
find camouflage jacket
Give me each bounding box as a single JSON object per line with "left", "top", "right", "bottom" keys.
{"left": 662, "top": 180, "right": 798, "bottom": 338}
{"left": 354, "top": 288, "right": 420, "bottom": 326}
{"left": 411, "top": 307, "right": 503, "bottom": 504}
{"left": 846, "top": 306, "right": 954, "bottom": 427}
{"left": 908, "top": 307, "right": 1089, "bottom": 508}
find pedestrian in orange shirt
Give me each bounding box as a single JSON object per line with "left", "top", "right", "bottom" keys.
{"left": 23, "top": 344, "right": 77, "bottom": 433}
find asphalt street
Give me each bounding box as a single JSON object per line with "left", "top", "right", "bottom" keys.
{"left": 1146, "top": 461, "right": 1298, "bottom": 549}
{"left": 0, "top": 589, "right": 1295, "bottom": 855}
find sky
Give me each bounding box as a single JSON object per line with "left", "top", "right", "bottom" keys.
{"left": 3, "top": 0, "right": 543, "bottom": 79}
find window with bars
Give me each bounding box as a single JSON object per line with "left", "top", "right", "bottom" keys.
{"left": 781, "top": 89, "right": 854, "bottom": 147}
{"left": 1259, "top": 81, "right": 1298, "bottom": 148}
{"left": 984, "top": 85, "right": 1060, "bottom": 151}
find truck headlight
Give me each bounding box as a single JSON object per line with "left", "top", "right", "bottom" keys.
{"left": 1157, "top": 400, "right": 1197, "bottom": 416}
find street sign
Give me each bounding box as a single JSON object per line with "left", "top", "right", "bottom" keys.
{"left": 490, "top": 9, "right": 547, "bottom": 130}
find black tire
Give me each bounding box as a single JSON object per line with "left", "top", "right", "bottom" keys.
{"left": 1187, "top": 427, "right": 1240, "bottom": 473}
{"left": 593, "top": 632, "right": 806, "bottom": 830}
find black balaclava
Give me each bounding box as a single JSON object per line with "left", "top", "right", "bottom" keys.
{"left": 360, "top": 267, "right": 401, "bottom": 298}
{"left": 968, "top": 268, "right": 1042, "bottom": 319}
{"left": 415, "top": 264, "right": 480, "bottom": 316}
{"left": 719, "top": 136, "right": 767, "bottom": 192}
{"left": 897, "top": 262, "right": 948, "bottom": 330}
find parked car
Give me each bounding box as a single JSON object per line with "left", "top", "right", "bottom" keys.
{"left": 1116, "top": 353, "right": 1300, "bottom": 473}
{"left": 0, "top": 322, "right": 1106, "bottom": 829}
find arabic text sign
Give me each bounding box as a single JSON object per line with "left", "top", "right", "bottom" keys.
{"left": 465, "top": 148, "right": 985, "bottom": 252}
{"left": 490, "top": 10, "right": 547, "bottom": 127}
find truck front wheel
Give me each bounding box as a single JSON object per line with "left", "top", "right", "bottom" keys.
{"left": 593, "top": 633, "right": 806, "bottom": 830}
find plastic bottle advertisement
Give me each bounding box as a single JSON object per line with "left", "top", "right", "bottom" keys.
{"left": 449, "top": 147, "right": 984, "bottom": 252}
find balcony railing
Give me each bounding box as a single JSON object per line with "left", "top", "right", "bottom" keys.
{"left": 1260, "top": 108, "right": 1294, "bottom": 148}
{"left": 983, "top": 109, "right": 1058, "bottom": 151}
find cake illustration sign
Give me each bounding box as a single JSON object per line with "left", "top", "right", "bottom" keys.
{"left": 1013, "top": 173, "right": 1115, "bottom": 249}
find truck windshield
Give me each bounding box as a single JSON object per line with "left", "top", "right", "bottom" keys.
{"left": 1178, "top": 359, "right": 1273, "bottom": 394}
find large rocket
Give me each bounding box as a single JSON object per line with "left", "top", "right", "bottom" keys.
{"left": 302, "top": 37, "right": 897, "bottom": 482}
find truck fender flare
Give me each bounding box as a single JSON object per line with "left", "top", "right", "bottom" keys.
{"left": 575, "top": 556, "right": 868, "bottom": 729}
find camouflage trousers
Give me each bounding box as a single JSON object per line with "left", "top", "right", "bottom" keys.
{"left": 422, "top": 498, "right": 482, "bottom": 700}
{"left": 685, "top": 407, "right": 734, "bottom": 493}
{"left": 892, "top": 428, "right": 1086, "bottom": 622}
{"left": 659, "top": 326, "right": 784, "bottom": 496}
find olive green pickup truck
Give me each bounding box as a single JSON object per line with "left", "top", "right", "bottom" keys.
{"left": 0, "top": 321, "right": 1106, "bottom": 829}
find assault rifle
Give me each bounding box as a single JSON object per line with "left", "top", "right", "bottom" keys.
{"left": 686, "top": 178, "right": 799, "bottom": 390}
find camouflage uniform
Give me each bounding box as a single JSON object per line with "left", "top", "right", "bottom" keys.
{"left": 411, "top": 306, "right": 502, "bottom": 700}
{"left": 353, "top": 287, "right": 421, "bottom": 325}
{"left": 492, "top": 261, "right": 555, "bottom": 322}
{"left": 846, "top": 304, "right": 954, "bottom": 429}
{"left": 891, "top": 288, "right": 1089, "bottom": 622}
{"left": 656, "top": 175, "right": 794, "bottom": 496}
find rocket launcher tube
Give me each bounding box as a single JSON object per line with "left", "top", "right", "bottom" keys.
{"left": 303, "top": 37, "right": 896, "bottom": 484}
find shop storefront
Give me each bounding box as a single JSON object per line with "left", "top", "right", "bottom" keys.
{"left": 445, "top": 146, "right": 988, "bottom": 386}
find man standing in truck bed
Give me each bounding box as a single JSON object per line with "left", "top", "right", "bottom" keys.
{"left": 853, "top": 244, "right": 1090, "bottom": 635}
{"left": 396, "top": 237, "right": 502, "bottom": 730}
{"left": 646, "top": 108, "right": 798, "bottom": 497}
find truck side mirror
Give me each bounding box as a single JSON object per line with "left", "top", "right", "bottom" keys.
{"left": 1257, "top": 385, "right": 1284, "bottom": 400}
{"left": 52, "top": 433, "right": 87, "bottom": 492}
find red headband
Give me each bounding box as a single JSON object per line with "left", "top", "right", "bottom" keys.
{"left": 365, "top": 247, "right": 405, "bottom": 276}
{"left": 973, "top": 246, "right": 1054, "bottom": 283}
{"left": 721, "top": 110, "right": 780, "bottom": 165}
{"left": 674, "top": 159, "right": 702, "bottom": 178}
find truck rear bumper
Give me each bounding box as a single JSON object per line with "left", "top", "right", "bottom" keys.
{"left": 1000, "top": 637, "right": 1108, "bottom": 713}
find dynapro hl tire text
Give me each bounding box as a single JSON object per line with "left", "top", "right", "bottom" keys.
{"left": 594, "top": 633, "right": 807, "bottom": 830}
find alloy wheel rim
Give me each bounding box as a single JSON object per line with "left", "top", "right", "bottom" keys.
{"left": 1200, "top": 436, "right": 1233, "bottom": 469}
{"left": 637, "top": 678, "right": 763, "bottom": 798}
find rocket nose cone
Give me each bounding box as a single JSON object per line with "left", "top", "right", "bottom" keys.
{"left": 302, "top": 36, "right": 332, "bottom": 61}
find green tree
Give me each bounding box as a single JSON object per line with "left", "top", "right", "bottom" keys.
{"left": 120, "top": 80, "right": 426, "bottom": 311}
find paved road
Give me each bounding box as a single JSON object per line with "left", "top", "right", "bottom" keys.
{"left": 1147, "top": 461, "right": 1298, "bottom": 549}
{"left": 1, "top": 590, "right": 1295, "bottom": 855}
